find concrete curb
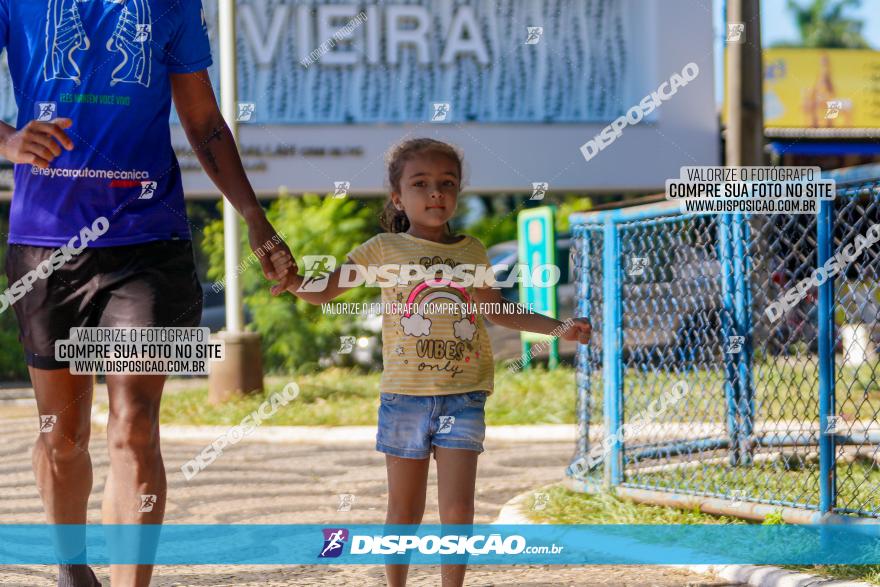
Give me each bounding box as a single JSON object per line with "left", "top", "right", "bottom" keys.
{"left": 90, "top": 410, "right": 577, "bottom": 444}
{"left": 687, "top": 565, "right": 871, "bottom": 586}
{"left": 492, "top": 485, "right": 873, "bottom": 587}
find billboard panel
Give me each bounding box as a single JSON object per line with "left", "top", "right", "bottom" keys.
{"left": 724, "top": 48, "right": 880, "bottom": 129}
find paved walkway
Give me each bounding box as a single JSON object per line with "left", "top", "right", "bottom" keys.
{"left": 0, "top": 399, "right": 742, "bottom": 586}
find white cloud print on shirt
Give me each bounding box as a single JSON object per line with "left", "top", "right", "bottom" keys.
{"left": 399, "top": 280, "right": 477, "bottom": 342}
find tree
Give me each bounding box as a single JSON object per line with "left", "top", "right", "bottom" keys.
{"left": 781, "top": 0, "right": 870, "bottom": 48}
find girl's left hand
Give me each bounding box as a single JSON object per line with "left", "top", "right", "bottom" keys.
{"left": 561, "top": 317, "right": 592, "bottom": 344}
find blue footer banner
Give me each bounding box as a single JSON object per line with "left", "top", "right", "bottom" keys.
{"left": 1, "top": 524, "right": 880, "bottom": 565}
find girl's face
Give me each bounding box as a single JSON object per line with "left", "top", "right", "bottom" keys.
{"left": 392, "top": 152, "right": 460, "bottom": 230}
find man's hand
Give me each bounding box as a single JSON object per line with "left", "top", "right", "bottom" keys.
{"left": 560, "top": 317, "right": 592, "bottom": 344}
{"left": 0, "top": 119, "right": 74, "bottom": 168}
{"left": 246, "top": 213, "right": 297, "bottom": 293}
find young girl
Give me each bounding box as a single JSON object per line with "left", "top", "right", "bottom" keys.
{"left": 271, "top": 138, "right": 591, "bottom": 586}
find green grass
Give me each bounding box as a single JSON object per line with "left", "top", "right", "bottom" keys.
{"left": 529, "top": 485, "right": 880, "bottom": 585}
{"left": 525, "top": 485, "right": 745, "bottom": 524}
{"left": 159, "top": 363, "right": 579, "bottom": 427}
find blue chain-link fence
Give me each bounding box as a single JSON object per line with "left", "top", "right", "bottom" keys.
{"left": 567, "top": 164, "right": 880, "bottom": 521}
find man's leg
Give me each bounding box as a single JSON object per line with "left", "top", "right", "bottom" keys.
{"left": 30, "top": 367, "right": 101, "bottom": 586}
{"left": 101, "top": 373, "right": 167, "bottom": 587}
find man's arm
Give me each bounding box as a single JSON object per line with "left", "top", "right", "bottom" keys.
{"left": 171, "top": 70, "right": 295, "bottom": 290}
{"left": 0, "top": 119, "right": 74, "bottom": 168}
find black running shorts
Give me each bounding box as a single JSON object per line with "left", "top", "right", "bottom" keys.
{"left": 3, "top": 240, "right": 203, "bottom": 370}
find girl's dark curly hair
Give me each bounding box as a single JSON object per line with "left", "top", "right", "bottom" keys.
{"left": 380, "top": 138, "right": 464, "bottom": 234}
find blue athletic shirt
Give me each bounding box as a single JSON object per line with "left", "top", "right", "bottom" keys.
{"left": 0, "top": 0, "right": 212, "bottom": 247}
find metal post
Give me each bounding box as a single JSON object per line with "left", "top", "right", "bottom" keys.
{"left": 208, "top": 0, "right": 265, "bottom": 402}
{"left": 602, "top": 219, "right": 623, "bottom": 488}
{"left": 733, "top": 214, "right": 754, "bottom": 464}
{"left": 817, "top": 200, "right": 837, "bottom": 513}
{"left": 219, "top": 0, "right": 243, "bottom": 334}
{"left": 575, "top": 226, "right": 594, "bottom": 466}
{"left": 718, "top": 214, "right": 741, "bottom": 465}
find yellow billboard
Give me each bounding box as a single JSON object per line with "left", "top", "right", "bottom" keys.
{"left": 726, "top": 49, "right": 880, "bottom": 128}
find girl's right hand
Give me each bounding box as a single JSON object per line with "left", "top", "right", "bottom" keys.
{"left": 269, "top": 249, "right": 298, "bottom": 296}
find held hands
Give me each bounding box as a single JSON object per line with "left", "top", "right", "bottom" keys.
{"left": 0, "top": 118, "right": 74, "bottom": 168}
{"left": 246, "top": 215, "right": 297, "bottom": 295}
{"left": 560, "top": 317, "right": 592, "bottom": 344}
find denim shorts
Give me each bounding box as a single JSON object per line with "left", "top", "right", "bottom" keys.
{"left": 376, "top": 391, "right": 489, "bottom": 459}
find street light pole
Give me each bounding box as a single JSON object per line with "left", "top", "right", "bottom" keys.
{"left": 725, "top": 0, "right": 764, "bottom": 167}
{"left": 219, "top": 0, "right": 243, "bottom": 334}
{"left": 209, "top": 0, "right": 264, "bottom": 403}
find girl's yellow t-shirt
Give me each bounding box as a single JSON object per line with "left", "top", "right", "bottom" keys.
{"left": 347, "top": 232, "right": 496, "bottom": 397}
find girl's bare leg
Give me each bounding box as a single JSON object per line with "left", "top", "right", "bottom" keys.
{"left": 384, "top": 455, "right": 429, "bottom": 587}
{"left": 435, "top": 447, "right": 479, "bottom": 587}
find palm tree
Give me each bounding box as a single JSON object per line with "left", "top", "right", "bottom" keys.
{"left": 781, "top": 0, "right": 870, "bottom": 48}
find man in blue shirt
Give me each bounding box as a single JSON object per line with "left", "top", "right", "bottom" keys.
{"left": 0, "top": 1, "right": 296, "bottom": 585}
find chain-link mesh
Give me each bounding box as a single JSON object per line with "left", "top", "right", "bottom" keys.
{"left": 832, "top": 179, "right": 880, "bottom": 517}
{"left": 568, "top": 223, "right": 604, "bottom": 487}
{"left": 568, "top": 170, "right": 880, "bottom": 518}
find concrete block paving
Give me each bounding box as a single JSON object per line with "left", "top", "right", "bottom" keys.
{"left": 0, "top": 406, "right": 741, "bottom": 586}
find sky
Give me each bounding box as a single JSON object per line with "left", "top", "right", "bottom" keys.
{"left": 763, "top": 0, "right": 880, "bottom": 48}
{"left": 714, "top": 0, "right": 880, "bottom": 48}
{"left": 710, "top": 0, "right": 879, "bottom": 105}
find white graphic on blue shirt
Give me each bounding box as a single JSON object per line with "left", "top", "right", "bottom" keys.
{"left": 43, "top": 0, "right": 153, "bottom": 89}
{"left": 106, "top": 0, "right": 152, "bottom": 87}
{"left": 43, "top": 0, "right": 91, "bottom": 85}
